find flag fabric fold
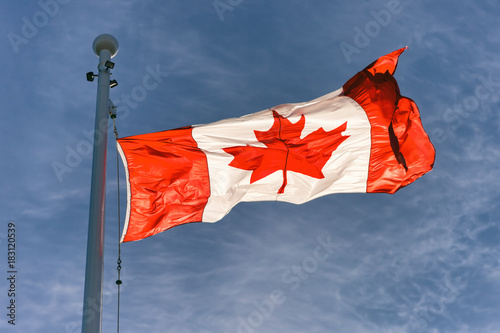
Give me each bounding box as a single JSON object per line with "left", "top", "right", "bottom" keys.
{"left": 117, "top": 47, "right": 435, "bottom": 242}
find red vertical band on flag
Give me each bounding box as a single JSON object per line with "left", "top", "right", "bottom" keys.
{"left": 343, "top": 48, "right": 435, "bottom": 193}
{"left": 117, "top": 127, "right": 210, "bottom": 242}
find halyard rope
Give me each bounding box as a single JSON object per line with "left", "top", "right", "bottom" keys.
{"left": 110, "top": 110, "right": 122, "bottom": 333}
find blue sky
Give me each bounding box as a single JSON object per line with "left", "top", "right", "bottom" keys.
{"left": 1, "top": 0, "right": 500, "bottom": 332}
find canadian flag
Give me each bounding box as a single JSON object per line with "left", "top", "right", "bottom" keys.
{"left": 117, "top": 48, "right": 435, "bottom": 242}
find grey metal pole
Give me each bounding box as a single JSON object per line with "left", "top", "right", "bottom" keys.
{"left": 82, "top": 34, "right": 118, "bottom": 333}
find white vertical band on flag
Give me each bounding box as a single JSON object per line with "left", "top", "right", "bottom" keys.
{"left": 116, "top": 141, "right": 132, "bottom": 243}
{"left": 193, "top": 88, "right": 372, "bottom": 222}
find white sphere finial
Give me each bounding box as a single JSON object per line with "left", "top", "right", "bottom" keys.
{"left": 93, "top": 34, "right": 119, "bottom": 58}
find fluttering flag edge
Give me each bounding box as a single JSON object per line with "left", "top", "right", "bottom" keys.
{"left": 343, "top": 47, "right": 435, "bottom": 194}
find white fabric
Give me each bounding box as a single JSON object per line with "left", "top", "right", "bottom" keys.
{"left": 192, "top": 88, "right": 371, "bottom": 222}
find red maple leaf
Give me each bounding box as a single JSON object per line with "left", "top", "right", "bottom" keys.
{"left": 223, "top": 110, "right": 350, "bottom": 194}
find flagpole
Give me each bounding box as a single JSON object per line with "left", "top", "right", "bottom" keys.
{"left": 82, "top": 34, "right": 119, "bottom": 333}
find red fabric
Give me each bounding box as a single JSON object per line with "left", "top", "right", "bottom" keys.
{"left": 343, "top": 47, "right": 435, "bottom": 193}
{"left": 118, "top": 127, "right": 210, "bottom": 242}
